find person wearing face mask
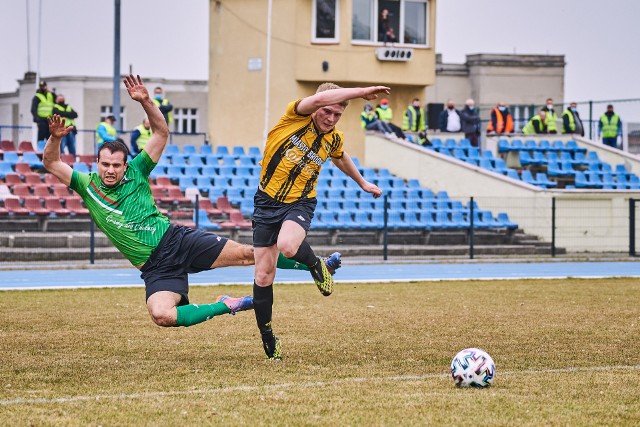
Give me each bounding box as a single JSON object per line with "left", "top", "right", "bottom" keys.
{"left": 152, "top": 86, "right": 173, "bottom": 125}
{"left": 95, "top": 115, "right": 118, "bottom": 150}
{"left": 562, "top": 102, "right": 584, "bottom": 137}
{"left": 542, "top": 98, "right": 558, "bottom": 134}
{"left": 486, "top": 102, "right": 514, "bottom": 135}
{"left": 438, "top": 99, "right": 462, "bottom": 133}
{"left": 460, "top": 99, "right": 481, "bottom": 147}
{"left": 375, "top": 98, "right": 405, "bottom": 139}
{"left": 402, "top": 98, "right": 426, "bottom": 133}
{"left": 361, "top": 102, "right": 394, "bottom": 135}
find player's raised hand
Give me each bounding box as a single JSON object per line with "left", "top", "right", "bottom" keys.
{"left": 47, "top": 115, "right": 73, "bottom": 138}
{"left": 361, "top": 86, "right": 391, "bottom": 101}
{"left": 361, "top": 181, "right": 383, "bottom": 199}
{"left": 123, "top": 74, "right": 149, "bottom": 103}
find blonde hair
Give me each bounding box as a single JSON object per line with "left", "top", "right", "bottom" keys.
{"left": 316, "top": 82, "right": 349, "bottom": 107}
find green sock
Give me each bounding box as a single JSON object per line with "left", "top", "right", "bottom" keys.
{"left": 276, "top": 252, "right": 309, "bottom": 271}
{"left": 175, "top": 302, "right": 231, "bottom": 327}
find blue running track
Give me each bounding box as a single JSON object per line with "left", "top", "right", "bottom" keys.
{"left": 0, "top": 261, "right": 639, "bottom": 291}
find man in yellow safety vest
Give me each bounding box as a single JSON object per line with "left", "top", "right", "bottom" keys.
{"left": 130, "top": 118, "right": 152, "bottom": 156}
{"left": 153, "top": 87, "right": 173, "bottom": 125}
{"left": 598, "top": 104, "right": 622, "bottom": 149}
{"left": 52, "top": 94, "right": 79, "bottom": 155}
{"left": 30, "top": 81, "right": 56, "bottom": 145}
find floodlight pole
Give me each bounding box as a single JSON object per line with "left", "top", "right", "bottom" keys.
{"left": 113, "top": 0, "right": 121, "bottom": 132}
{"left": 262, "top": 0, "right": 273, "bottom": 145}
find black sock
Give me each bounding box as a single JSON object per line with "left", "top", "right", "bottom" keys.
{"left": 290, "top": 240, "right": 318, "bottom": 267}
{"left": 253, "top": 282, "right": 273, "bottom": 339}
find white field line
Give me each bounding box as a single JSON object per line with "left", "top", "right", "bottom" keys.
{"left": 2, "top": 274, "right": 640, "bottom": 291}
{"left": 1, "top": 365, "right": 638, "bottom": 406}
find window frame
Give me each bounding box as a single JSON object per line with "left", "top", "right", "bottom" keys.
{"left": 100, "top": 105, "right": 126, "bottom": 130}
{"left": 351, "top": 0, "right": 430, "bottom": 48}
{"left": 173, "top": 107, "right": 199, "bottom": 134}
{"left": 311, "top": 0, "right": 340, "bottom": 44}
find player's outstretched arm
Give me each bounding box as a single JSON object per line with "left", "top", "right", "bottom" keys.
{"left": 42, "top": 115, "right": 74, "bottom": 186}
{"left": 332, "top": 152, "right": 382, "bottom": 199}
{"left": 297, "top": 86, "right": 391, "bottom": 116}
{"left": 123, "top": 74, "right": 169, "bottom": 163}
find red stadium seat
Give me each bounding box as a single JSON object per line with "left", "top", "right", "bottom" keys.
{"left": 215, "top": 196, "right": 240, "bottom": 214}
{"left": 18, "top": 141, "right": 36, "bottom": 153}
{"left": 220, "top": 211, "right": 252, "bottom": 229}
{"left": 66, "top": 198, "right": 89, "bottom": 215}
{"left": 52, "top": 184, "right": 73, "bottom": 200}
{"left": 78, "top": 154, "right": 95, "bottom": 166}
{"left": 156, "top": 176, "right": 172, "bottom": 188}
{"left": 32, "top": 184, "right": 51, "bottom": 199}
{"left": 0, "top": 140, "right": 17, "bottom": 154}
{"left": 44, "top": 173, "right": 62, "bottom": 185}
{"left": 161, "top": 187, "right": 190, "bottom": 204}
{"left": 24, "top": 174, "right": 42, "bottom": 186}
{"left": 12, "top": 183, "right": 31, "bottom": 198}
{"left": 198, "top": 198, "right": 222, "bottom": 215}
{"left": 151, "top": 187, "right": 166, "bottom": 203}
{"left": 4, "top": 197, "right": 29, "bottom": 215}
{"left": 44, "top": 198, "right": 71, "bottom": 216}
{"left": 61, "top": 154, "right": 76, "bottom": 166}
{"left": 15, "top": 163, "right": 33, "bottom": 176}
{"left": 23, "top": 196, "right": 49, "bottom": 216}
{"left": 4, "top": 173, "right": 23, "bottom": 186}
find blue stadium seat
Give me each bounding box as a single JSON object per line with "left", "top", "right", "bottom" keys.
{"left": 545, "top": 151, "right": 559, "bottom": 163}
{"left": 466, "top": 147, "right": 480, "bottom": 163}
{"left": 207, "top": 187, "right": 226, "bottom": 200}
{"left": 536, "top": 173, "right": 557, "bottom": 188}
{"left": 429, "top": 139, "right": 443, "bottom": 151}
{"left": 450, "top": 211, "right": 469, "bottom": 228}
{"left": 235, "top": 166, "right": 252, "bottom": 177}
{"left": 506, "top": 169, "right": 520, "bottom": 181}
{"left": 218, "top": 165, "right": 235, "bottom": 176}
{"left": 183, "top": 165, "right": 201, "bottom": 178}
{"left": 330, "top": 177, "right": 347, "bottom": 188}
{"left": 226, "top": 187, "right": 245, "bottom": 205}
{"left": 196, "top": 176, "right": 212, "bottom": 191}
{"left": 22, "top": 152, "right": 43, "bottom": 168}
{"left": 248, "top": 146, "right": 262, "bottom": 156}
{"left": 37, "top": 140, "right": 47, "bottom": 152}
{"left": 73, "top": 162, "right": 90, "bottom": 174}
{"left": 205, "top": 154, "right": 220, "bottom": 166}
{"left": 251, "top": 166, "right": 262, "bottom": 176}
{"left": 459, "top": 138, "right": 471, "bottom": 149}
{"left": 531, "top": 151, "right": 546, "bottom": 165}
{"left": 493, "top": 158, "right": 509, "bottom": 174}
{"left": 510, "top": 139, "right": 523, "bottom": 151}
{"left": 194, "top": 210, "right": 221, "bottom": 230}
{"left": 565, "top": 140, "right": 587, "bottom": 153}
{"left": 404, "top": 212, "right": 423, "bottom": 229}
{"left": 452, "top": 148, "right": 467, "bottom": 161}
{"left": 178, "top": 177, "right": 195, "bottom": 191}
{"left": 538, "top": 140, "right": 551, "bottom": 152}
{"left": 188, "top": 155, "right": 205, "bottom": 167}
{"left": 445, "top": 139, "right": 457, "bottom": 150}
{"left": 215, "top": 146, "right": 230, "bottom": 156}
{"left": 164, "top": 144, "right": 180, "bottom": 158}
{"left": 232, "top": 146, "right": 246, "bottom": 157}
{"left": 166, "top": 165, "right": 184, "bottom": 177}
{"left": 327, "top": 188, "right": 344, "bottom": 199}
{"left": 520, "top": 170, "right": 538, "bottom": 186}
{"left": 183, "top": 145, "right": 197, "bottom": 156}
{"left": 377, "top": 168, "right": 391, "bottom": 178}
{"left": 149, "top": 166, "right": 167, "bottom": 180}
{"left": 335, "top": 211, "right": 359, "bottom": 229}
{"left": 519, "top": 151, "right": 533, "bottom": 166}
{"left": 354, "top": 211, "right": 374, "bottom": 228}
{"left": 172, "top": 156, "right": 187, "bottom": 167}
{"left": 481, "top": 150, "right": 495, "bottom": 160}
{"left": 237, "top": 156, "right": 255, "bottom": 166}
{"left": 3, "top": 152, "right": 19, "bottom": 166}
{"left": 199, "top": 145, "right": 213, "bottom": 156}
{"left": 240, "top": 200, "right": 254, "bottom": 216}
{"left": 574, "top": 171, "right": 588, "bottom": 188}
{"left": 496, "top": 212, "right": 518, "bottom": 229}
{"left": 480, "top": 158, "right": 494, "bottom": 171}
{"left": 344, "top": 188, "right": 360, "bottom": 200}
{"left": 552, "top": 140, "right": 565, "bottom": 151}
{"left": 220, "top": 155, "right": 236, "bottom": 166}
{"left": 230, "top": 177, "right": 248, "bottom": 188}
{"left": 497, "top": 139, "right": 510, "bottom": 153}
{"left": 524, "top": 139, "right": 537, "bottom": 151}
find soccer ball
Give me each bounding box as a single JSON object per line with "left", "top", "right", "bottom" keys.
{"left": 450, "top": 348, "right": 495, "bottom": 388}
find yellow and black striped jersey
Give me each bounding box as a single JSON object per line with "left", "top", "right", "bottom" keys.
{"left": 259, "top": 100, "right": 344, "bottom": 203}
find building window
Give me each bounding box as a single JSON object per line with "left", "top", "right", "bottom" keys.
{"left": 312, "top": 0, "right": 339, "bottom": 43}
{"left": 352, "top": 0, "right": 429, "bottom": 46}
{"left": 100, "top": 106, "right": 125, "bottom": 129}
{"left": 173, "top": 108, "right": 198, "bottom": 134}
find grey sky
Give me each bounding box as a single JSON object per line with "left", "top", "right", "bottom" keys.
{"left": 1, "top": 0, "right": 639, "bottom": 107}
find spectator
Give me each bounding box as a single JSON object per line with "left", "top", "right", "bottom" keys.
{"left": 486, "top": 101, "right": 514, "bottom": 135}
{"left": 460, "top": 99, "right": 481, "bottom": 147}
{"left": 599, "top": 104, "right": 622, "bottom": 149}
{"left": 402, "top": 98, "right": 426, "bottom": 133}
{"left": 375, "top": 98, "right": 405, "bottom": 139}
{"left": 378, "top": 8, "right": 397, "bottom": 43}
{"left": 439, "top": 100, "right": 462, "bottom": 133}
{"left": 52, "top": 94, "right": 78, "bottom": 156}
{"left": 361, "top": 102, "right": 393, "bottom": 135}
{"left": 153, "top": 86, "right": 173, "bottom": 125}
{"left": 130, "top": 118, "right": 153, "bottom": 156}
{"left": 542, "top": 97, "right": 558, "bottom": 134}
{"left": 31, "top": 81, "right": 56, "bottom": 146}
{"left": 522, "top": 110, "right": 548, "bottom": 135}
{"left": 96, "top": 115, "right": 118, "bottom": 149}
{"left": 562, "top": 102, "right": 584, "bottom": 137}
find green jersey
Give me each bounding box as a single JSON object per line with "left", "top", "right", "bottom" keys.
{"left": 70, "top": 151, "right": 170, "bottom": 266}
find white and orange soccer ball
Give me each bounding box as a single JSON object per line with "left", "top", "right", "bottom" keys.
{"left": 450, "top": 348, "right": 496, "bottom": 388}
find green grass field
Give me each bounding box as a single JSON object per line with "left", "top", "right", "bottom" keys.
{"left": 1, "top": 278, "right": 639, "bottom": 426}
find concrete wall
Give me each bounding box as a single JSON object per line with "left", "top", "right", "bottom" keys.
{"left": 209, "top": 0, "right": 437, "bottom": 161}
{"left": 365, "top": 134, "right": 640, "bottom": 252}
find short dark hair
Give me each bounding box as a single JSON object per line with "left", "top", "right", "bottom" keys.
{"left": 98, "top": 139, "right": 130, "bottom": 162}
{"left": 607, "top": 104, "right": 614, "bottom": 109}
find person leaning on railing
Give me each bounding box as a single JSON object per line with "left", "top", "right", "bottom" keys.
{"left": 522, "top": 110, "right": 548, "bottom": 135}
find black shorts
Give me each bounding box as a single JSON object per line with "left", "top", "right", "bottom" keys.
{"left": 140, "top": 225, "right": 229, "bottom": 305}
{"left": 252, "top": 189, "right": 317, "bottom": 247}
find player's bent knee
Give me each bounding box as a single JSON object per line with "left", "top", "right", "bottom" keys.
{"left": 277, "top": 241, "right": 299, "bottom": 259}
{"left": 147, "top": 306, "right": 176, "bottom": 327}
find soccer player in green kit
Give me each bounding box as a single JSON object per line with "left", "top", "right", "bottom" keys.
{"left": 43, "top": 74, "right": 340, "bottom": 329}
